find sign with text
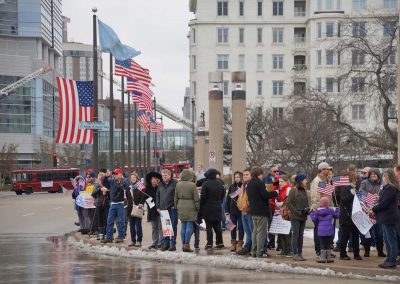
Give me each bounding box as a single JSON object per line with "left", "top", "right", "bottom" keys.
{"left": 75, "top": 193, "right": 96, "bottom": 209}
{"left": 79, "top": 121, "right": 109, "bottom": 130}
{"left": 352, "top": 194, "right": 373, "bottom": 235}
{"left": 269, "top": 212, "right": 291, "bottom": 235}
{"left": 41, "top": 181, "right": 53, "bottom": 188}
{"left": 160, "top": 210, "right": 174, "bottom": 237}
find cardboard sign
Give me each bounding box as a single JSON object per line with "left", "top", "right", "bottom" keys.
{"left": 146, "top": 197, "right": 155, "bottom": 209}
{"left": 160, "top": 210, "right": 174, "bottom": 237}
{"left": 269, "top": 212, "right": 291, "bottom": 235}
{"left": 352, "top": 194, "right": 373, "bottom": 235}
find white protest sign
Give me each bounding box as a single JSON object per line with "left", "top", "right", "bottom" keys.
{"left": 41, "top": 181, "right": 53, "bottom": 188}
{"left": 269, "top": 212, "right": 291, "bottom": 235}
{"left": 146, "top": 197, "right": 155, "bottom": 209}
{"left": 160, "top": 210, "right": 174, "bottom": 237}
{"left": 351, "top": 194, "right": 373, "bottom": 235}
{"left": 75, "top": 193, "right": 96, "bottom": 209}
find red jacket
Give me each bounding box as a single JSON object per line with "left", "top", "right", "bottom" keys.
{"left": 278, "top": 184, "right": 292, "bottom": 203}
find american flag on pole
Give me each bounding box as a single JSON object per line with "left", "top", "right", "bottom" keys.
{"left": 332, "top": 176, "right": 350, "bottom": 187}
{"left": 149, "top": 116, "right": 164, "bottom": 134}
{"left": 56, "top": 77, "right": 93, "bottom": 144}
{"left": 137, "top": 110, "right": 151, "bottom": 132}
{"left": 126, "top": 78, "right": 153, "bottom": 98}
{"left": 115, "top": 59, "right": 152, "bottom": 86}
{"left": 361, "top": 192, "right": 379, "bottom": 208}
{"left": 136, "top": 181, "right": 145, "bottom": 191}
{"left": 132, "top": 93, "right": 153, "bottom": 111}
{"left": 317, "top": 182, "right": 335, "bottom": 196}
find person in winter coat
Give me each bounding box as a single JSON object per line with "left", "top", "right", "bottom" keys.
{"left": 286, "top": 173, "right": 310, "bottom": 261}
{"left": 174, "top": 169, "right": 200, "bottom": 252}
{"left": 359, "top": 168, "right": 385, "bottom": 257}
{"left": 276, "top": 175, "right": 292, "bottom": 256}
{"left": 247, "top": 167, "right": 278, "bottom": 258}
{"left": 156, "top": 169, "right": 178, "bottom": 251}
{"left": 311, "top": 197, "right": 340, "bottom": 263}
{"left": 80, "top": 171, "right": 98, "bottom": 235}
{"left": 145, "top": 172, "right": 162, "bottom": 249}
{"left": 372, "top": 169, "right": 400, "bottom": 269}
{"left": 72, "top": 175, "right": 85, "bottom": 232}
{"left": 336, "top": 168, "right": 362, "bottom": 261}
{"left": 91, "top": 169, "right": 110, "bottom": 240}
{"left": 201, "top": 168, "right": 225, "bottom": 250}
{"left": 225, "top": 171, "right": 244, "bottom": 252}
{"left": 126, "top": 173, "right": 146, "bottom": 247}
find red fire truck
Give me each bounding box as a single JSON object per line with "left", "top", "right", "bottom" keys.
{"left": 161, "top": 162, "right": 190, "bottom": 179}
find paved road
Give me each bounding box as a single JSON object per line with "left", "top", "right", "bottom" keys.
{"left": 0, "top": 192, "right": 391, "bottom": 283}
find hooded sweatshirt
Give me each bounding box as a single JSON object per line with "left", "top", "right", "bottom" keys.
{"left": 359, "top": 168, "right": 382, "bottom": 195}
{"left": 311, "top": 207, "right": 340, "bottom": 237}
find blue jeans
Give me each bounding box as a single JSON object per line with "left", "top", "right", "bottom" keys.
{"left": 129, "top": 216, "right": 143, "bottom": 243}
{"left": 105, "top": 203, "right": 125, "bottom": 240}
{"left": 162, "top": 208, "right": 178, "bottom": 247}
{"left": 221, "top": 197, "right": 227, "bottom": 229}
{"left": 193, "top": 222, "right": 200, "bottom": 248}
{"left": 180, "top": 221, "right": 194, "bottom": 244}
{"left": 230, "top": 214, "right": 244, "bottom": 241}
{"left": 242, "top": 213, "right": 253, "bottom": 251}
{"left": 382, "top": 224, "right": 398, "bottom": 265}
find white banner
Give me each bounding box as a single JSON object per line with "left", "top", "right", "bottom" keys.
{"left": 160, "top": 210, "right": 174, "bottom": 237}
{"left": 351, "top": 194, "right": 373, "bottom": 235}
{"left": 41, "top": 181, "right": 53, "bottom": 188}
{"left": 269, "top": 213, "right": 291, "bottom": 235}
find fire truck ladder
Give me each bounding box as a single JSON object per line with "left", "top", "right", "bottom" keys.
{"left": 0, "top": 66, "right": 53, "bottom": 99}
{"left": 99, "top": 71, "right": 193, "bottom": 131}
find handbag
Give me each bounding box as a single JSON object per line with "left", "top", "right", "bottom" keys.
{"left": 131, "top": 203, "right": 144, "bottom": 218}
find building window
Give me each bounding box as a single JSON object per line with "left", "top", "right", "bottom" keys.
{"left": 217, "top": 54, "right": 229, "bottom": 69}
{"left": 383, "top": 21, "right": 397, "bottom": 37}
{"left": 217, "top": 1, "right": 228, "bottom": 16}
{"left": 352, "top": 50, "right": 365, "bottom": 65}
{"left": 317, "top": 23, "right": 322, "bottom": 38}
{"left": 352, "top": 104, "right": 365, "bottom": 120}
{"left": 326, "top": 22, "right": 334, "bottom": 37}
{"left": 317, "top": 50, "right": 322, "bottom": 65}
{"left": 272, "top": 28, "right": 284, "bottom": 43}
{"left": 352, "top": 22, "right": 366, "bottom": 37}
{"left": 273, "top": 1, "right": 284, "bottom": 16}
{"left": 384, "top": 0, "right": 397, "bottom": 9}
{"left": 192, "top": 55, "right": 196, "bottom": 70}
{"left": 257, "top": 28, "right": 263, "bottom": 43}
{"left": 352, "top": 77, "right": 365, "bottom": 92}
{"left": 317, "top": 77, "right": 322, "bottom": 92}
{"left": 294, "top": 0, "right": 306, "bottom": 16}
{"left": 337, "top": 0, "right": 342, "bottom": 9}
{"left": 352, "top": 0, "right": 366, "bottom": 11}
{"left": 384, "top": 47, "right": 396, "bottom": 65}
{"left": 388, "top": 105, "right": 397, "bottom": 118}
{"left": 223, "top": 80, "right": 229, "bottom": 95}
{"left": 326, "top": 77, "right": 334, "bottom": 93}
{"left": 273, "top": 81, "right": 284, "bottom": 95}
{"left": 257, "top": 0, "right": 263, "bottom": 16}
{"left": 326, "top": 50, "right": 334, "bottom": 65}
{"left": 257, "top": 54, "right": 263, "bottom": 70}
{"left": 239, "top": 1, "right": 244, "bottom": 16}
{"left": 317, "top": 0, "right": 322, "bottom": 10}
{"left": 326, "top": 0, "right": 333, "bottom": 10}
{"left": 257, "top": 80, "right": 263, "bottom": 95}
{"left": 217, "top": 28, "right": 228, "bottom": 43}
{"left": 239, "top": 28, "right": 244, "bottom": 43}
{"left": 192, "top": 28, "right": 196, "bottom": 44}
{"left": 238, "top": 54, "right": 245, "bottom": 70}
{"left": 273, "top": 55, "right": 284, "bottom": 70}
{"left": 273, "top": 107, "right": 284, "bottom": 121}
{"left": 192, "top": 81, "right": 197, "bottom": 97}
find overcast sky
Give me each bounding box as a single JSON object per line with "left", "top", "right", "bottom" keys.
{"left": 63, "top": 0, "right": 193, "bottom": 126}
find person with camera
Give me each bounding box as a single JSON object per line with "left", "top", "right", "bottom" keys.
{"left": 102, "top": 168, "right": 130, "bottom": 244}
{"left": 286, "top": 173, "right": 310, "bottom": 261}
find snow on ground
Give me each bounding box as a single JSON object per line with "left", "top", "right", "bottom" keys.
{"left": 68, "top": 237, "right": 400, "bottom": 282}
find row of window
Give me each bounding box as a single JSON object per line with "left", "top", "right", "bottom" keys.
{"left": 316, "top": 76, "right": 396, "bottom": 93}
{"left": 316, "top": 48, "right": 396, "bottom": 66}
{"left": 216, "top": 0, "right": 396, "bottom": 17}
{"left": 316, "top": 21, "right": 397, "bottom": 39}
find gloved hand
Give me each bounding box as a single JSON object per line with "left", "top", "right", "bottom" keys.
{"left": 301, "top": 207, "right": 310, "bottom": 216}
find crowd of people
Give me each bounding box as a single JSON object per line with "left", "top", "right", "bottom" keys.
{"left": 71, "top": 162, "right": 400, "bottom": 269}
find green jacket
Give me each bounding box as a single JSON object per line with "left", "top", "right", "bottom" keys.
{"left": 286, "top": 186, "right": 309, "bottom": 221}
{"left": 174, "top": 170, "right": 200, "bottom": 221}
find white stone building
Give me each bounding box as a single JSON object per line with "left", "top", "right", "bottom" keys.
{"left": 188, "top": 0, "right": 399, "bottom": 131}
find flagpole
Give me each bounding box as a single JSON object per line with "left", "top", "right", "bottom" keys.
{"left": 92, "top": 8, "right": 99, "bottom": 173}
{"left": 109, "top": 54, "right": 114, "bottom": 169}
{"left": 127, "top": 92, "right": 131, "bottom": 173}
{"left": 138, "top": 123, "right": 142, "bottom": 176}
{"left": 153, "top": 97, "right": 157, "bottom": 172}
{"left": 134, "top": 103, "right": 138, "bottom": 171}
{"left": 147, "top": 131, "right": 151, "bottom": 174}
{"left": 143, "top": 133, "right": 147, "bottom": 176}
{"left": 121, "top": 77, "right": 125, "bottom": 170}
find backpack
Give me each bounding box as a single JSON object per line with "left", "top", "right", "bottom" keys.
{"left": 280, "top": 187, "right": 297, "bottom": 220}
{"left": 237, "top": 186, "right": 250, "bottom": 213}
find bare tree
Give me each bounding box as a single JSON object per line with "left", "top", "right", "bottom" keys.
{"left": 0, "top": 143, "right": 18, "bottom": 189}
{"left": 60, "top": 145, "right": 80, "bottom": 167}
{"left": 34, "top": 139, "right": 52, "bottom": 167}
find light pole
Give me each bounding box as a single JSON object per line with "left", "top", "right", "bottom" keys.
{"left": 191, "top": 98, "right": 195, "bottom": 167}
{"left": 92, "top": 7, "right": 99, "bottom": 173}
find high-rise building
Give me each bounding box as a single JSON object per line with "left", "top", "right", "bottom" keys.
{"left": 0, "top": 0, "right": 63, "bottom": 168}
{"left": 188, "top": 0, "right": 398, "bottom": 131}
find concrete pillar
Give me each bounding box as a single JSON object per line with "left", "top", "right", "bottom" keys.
{"left": 194, "top": 120, "right": 207, "bottom": 170}
{"left": 208, "top": 89, "right": 224, "bottom": 172}
{"left": 231, "top": 71, "right": 247, "bottom": 172}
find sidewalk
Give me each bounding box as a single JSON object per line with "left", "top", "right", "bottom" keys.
{"left": 72, "top": 220, "right": 400, "bottom": 281}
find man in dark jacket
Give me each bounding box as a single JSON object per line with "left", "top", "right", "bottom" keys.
{"left": 102, "top": 168, "right": 130, "bottom": 243}
{"left": 156, "top": 169, "right": 178, "bottom": 251}
{"left": 247, "top": 167, "right": 278, "bottom": 257}
{"left": 201, "top": 168, "right": 225, "bottom": 249}
{"left": 145, "top": 172, "right": 162, "bottom": 249}
{"left": 91, "top": 168, "right": 110, "bottom": 240}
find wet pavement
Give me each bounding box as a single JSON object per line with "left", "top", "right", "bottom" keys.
{"left": 0, "top": 192, "right": 396, "bottom": 283}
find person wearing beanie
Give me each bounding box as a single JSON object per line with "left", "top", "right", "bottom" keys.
{"left": 311, "top": 197, "right": 340, "bottom": 263}
{"left": 286, "top": 173, "right": 310, "bottom": 261}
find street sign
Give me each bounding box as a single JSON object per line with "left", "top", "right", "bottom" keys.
{"left": 79, "top": 121, "right": 110, "bottom": 130}
{"left": 209, "top": 150, "right": 216, "bottom": 163}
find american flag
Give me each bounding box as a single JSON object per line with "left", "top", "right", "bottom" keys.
{"left": 136, "top": 181, "right": 145, "bottom": 191}
{"left": 229, "top": 187, "right": 242, "bottom": 199}
{"left": 137, "top": 110, "right": 151, "bottom": 132}
{"left": 361, "top": 192, "right": 379, "bottom": 208}
{"left": 149, "top": 116, "right": 164, "bottom": 134}
{"left": 115, "top": 59, "right": 152, "bottom": 86}
{"left": 332, "top": 176, "right": 350, "bottom": 187}
{"left": 56, "top": 78, "right": 93, "bottom": 144}
{"left": 126, "top": 78, "right": 153, "bottom": 98}
{"left": 317, "top": 182, "right": 335, "bottom": 196}
{"left": 132, "top": 92, "right": 153, "bottom": 111}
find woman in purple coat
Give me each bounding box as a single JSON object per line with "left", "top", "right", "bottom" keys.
{"left": 311, "top": 197, "right": 340, "bottom": 263}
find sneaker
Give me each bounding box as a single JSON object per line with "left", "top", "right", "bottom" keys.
{"left": 236, "top": 247, "right": 250, "bottom": 255}
{"left": 215, "top": 244, "right": 225, "bottom": 249}
{"left": 101, "top": 238, "right": 113, "bottom": 244}
{"left": 128, "top": 242, "right": 136, "bottom": 247}
{"left": 298, "top": 255, "right": 306, "bottom": 261}
{"left": 168, "top": 246, "right": 176, "bottom": 251}
{"left": 285, "top": 252, "right": 294, "bottom": 258}
{"left": 340, "top": 255, "right": 351, "bottom": 260}
{"left": 205, "top": 244, "right": 213, "bottom": 251}
{"left": 74, "top": 222, "right": 80, "bottom": 226}
{"left": 160, "top": 244, "right": 170, "bottom": 251}
{"left": 115, "top": 239, "right": 124, "bottom": 243}
{"left": 293, "top": 254, "right": 303, "bottom": 261}
{"left": 379, "top": 262, "right": 397, "bottom": 269}
{"left": 135, "top": 242, "right": 142, "bottom": 247}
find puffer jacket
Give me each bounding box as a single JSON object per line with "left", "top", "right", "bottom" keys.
{"left": 311, "top": 207, "right": 340, "bottom": 237}
{"left": 174, "top": 170, "right": 200, "bottom": 221}
{"left": 200, "top": 168, "right": 225, "bottom": 221}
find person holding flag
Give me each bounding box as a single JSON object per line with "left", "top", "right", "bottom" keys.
{"left": 126, "top": 172, "right": 146, "bottom": 247}
{"left": 144, "top": 172, "right": 163, "bottom": 249}
{"left": 91, "top": 168, "right": 111, "bottom": 240}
